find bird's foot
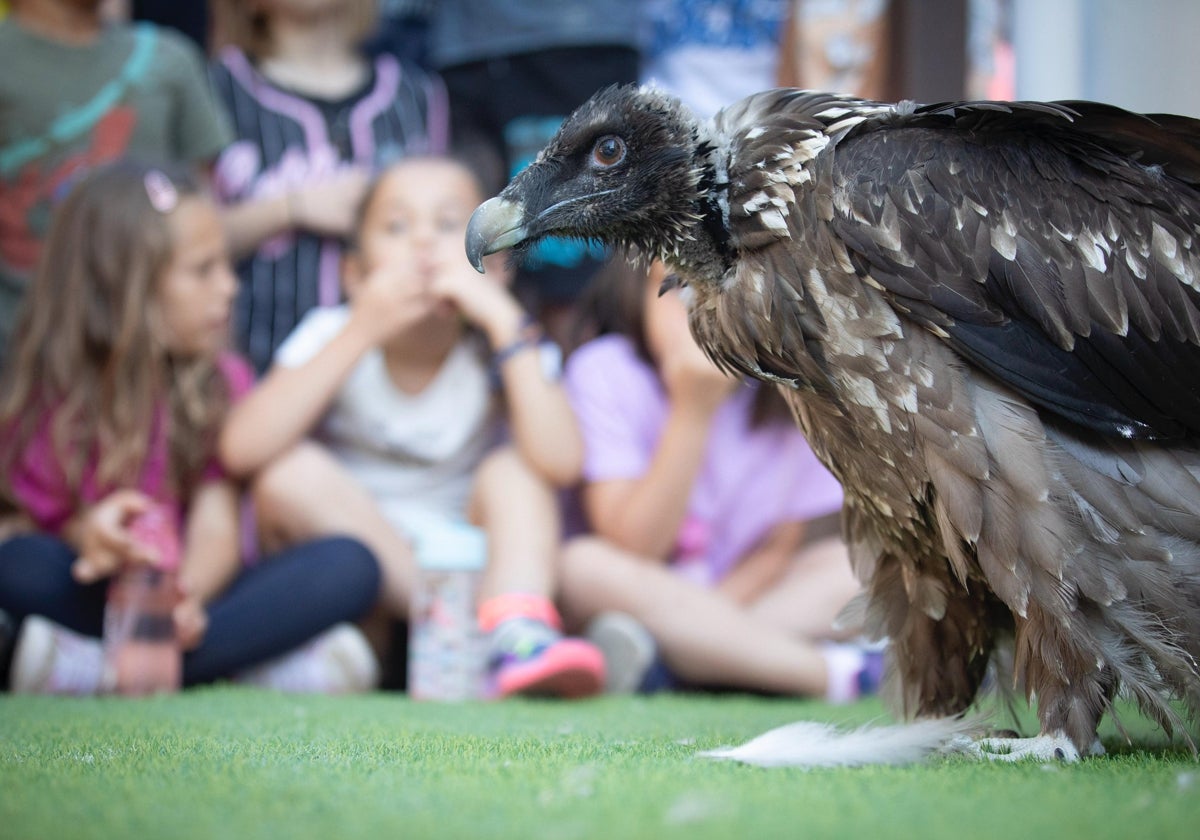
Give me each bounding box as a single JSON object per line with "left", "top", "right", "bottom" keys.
{"left": 962, "top": 730, "right": 1103, "bottom": 762}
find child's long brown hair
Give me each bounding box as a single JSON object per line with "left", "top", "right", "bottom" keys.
{"left": 572, "top": 249, "right": 793, "bottom": 427}
{"left": 0, "top": 162, "right": 231, "bottom": 509}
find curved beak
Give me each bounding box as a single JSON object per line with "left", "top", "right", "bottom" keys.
{"left": 465, "top": 197, "right": 529, "bottom": 273}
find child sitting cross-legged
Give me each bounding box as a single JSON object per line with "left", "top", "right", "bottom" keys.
{"left": 559, "top": 254, "right": 881, "bottom": 701}
{"left": 0, "top": 161, "right": 382, "bottom": 696}
{"left": 219, "top": 155, "right": 605, "bottom": 698}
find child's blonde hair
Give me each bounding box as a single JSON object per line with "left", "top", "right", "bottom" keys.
{"left": 0, "top": 161, "right": 232, "bottom": 507}
{"left": 213, "top": 0, "right": 378, "bottom": 59}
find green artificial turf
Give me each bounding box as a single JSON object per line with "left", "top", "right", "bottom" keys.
{"left": 1, "top": 689, "right": 1197, "bottom": 840}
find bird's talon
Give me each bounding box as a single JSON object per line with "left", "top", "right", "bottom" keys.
{"left": 969, "top": 733, "right": 1081, "bottom": 763}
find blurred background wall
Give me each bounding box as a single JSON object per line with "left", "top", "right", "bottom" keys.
{"left": 1013, "top": 0, "right": 1200, "bottom": 115}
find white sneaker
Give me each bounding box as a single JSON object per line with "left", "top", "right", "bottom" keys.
{"left": 585, "top": 612, "right": 657, "bottom": 695}
{"left": 10, "top": 615, "right": 107, "bottom": 696}
{"left": 236, "top": 624, "right": 379, "bottom": 694}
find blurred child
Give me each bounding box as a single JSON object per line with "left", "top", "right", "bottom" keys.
{"left": 0, "top": 161, "right": 381, "bottom": 695}
{"left": 208, "top": 0, "right": 450, "bottom": 373}
{"left": 0, "top": 0, "right": 231, "bottom": 359}
{"left": 560, "top": 255, "right": 878, "bottom": 700}
{"left": 219, "top": 155, "right": 605, "bottom": 698}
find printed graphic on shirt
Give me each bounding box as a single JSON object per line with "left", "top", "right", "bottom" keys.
{"left": 0, "top": 27, "right": 156, "bottom": 282}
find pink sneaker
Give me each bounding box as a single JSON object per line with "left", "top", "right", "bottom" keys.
{"left": 236, "top": 624, "right": 379, "bottom": 694}
{"left": 490, "top": 636, "right": 606, "bottom": 699}
{"left": 10, "top": 615, "right": 107, "bottom": 696}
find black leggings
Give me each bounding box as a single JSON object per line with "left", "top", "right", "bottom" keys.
{"left": 0, "top": 533, "right": 380, "bottom": 686}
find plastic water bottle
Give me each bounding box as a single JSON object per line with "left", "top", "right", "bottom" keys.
{"left": 103, "top": 503, "right": 183, "bottom": 695}
{"left": 407, "top": 521, "right": 487, "bottom": 701}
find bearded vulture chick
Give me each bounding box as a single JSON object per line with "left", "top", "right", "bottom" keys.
{"left": 466, "top": 84, "right": 1200, "bottom": 763}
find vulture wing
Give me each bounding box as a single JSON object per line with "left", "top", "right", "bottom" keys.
{"left": 821, "top": 100, "right": 1200, "bottom": 440}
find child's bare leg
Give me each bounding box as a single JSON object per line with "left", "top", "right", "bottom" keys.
{"left": 468, "top": 447, "right": 604, "bottom": 698}
{"left": 746, "top": 536, "right": 863, "bottom": 640}
{"left": 251, "top": 442, "right": 415, "bottom": 619}
{"left": 469, "top": 447, "right": 558, "bottom": 600}
{"left": 558, "top": 536, "right": 830, "bottom": 697}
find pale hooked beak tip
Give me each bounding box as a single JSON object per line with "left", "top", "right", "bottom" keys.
{"left": 465, "top": 197, "right": 529, "bottom": 273}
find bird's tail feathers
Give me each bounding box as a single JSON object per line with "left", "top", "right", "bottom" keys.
{"left": 698, "top": 716, "right": 985, "bottom": 768}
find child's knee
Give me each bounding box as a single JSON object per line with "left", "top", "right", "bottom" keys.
{"left": 252, "top": 442, "right": 323, "bottom": 500}
{"left": 475, "top": 446, "right": 532, "bottom": 488}
{"left": 249, "top": 443, "right": 335, "bottom": 546}
{"left": 252, "top": 442, "right": 348, "bottom": 525}
{"left": 323, "top": 536, "right": 383, "bottom": 614}
{"left": 559, "top": 536, "right": 611, "bottom": 585}
{"left": 0, "top": 534, "right": 78, "bottom": 603}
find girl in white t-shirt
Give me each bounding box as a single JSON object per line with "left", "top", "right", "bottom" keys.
{"left": 219, "top": 156, "right": 604, "bottom": 698}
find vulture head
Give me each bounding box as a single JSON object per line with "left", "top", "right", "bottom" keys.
{"left": 467, "top": 85, "right": 731, "bottom": 286}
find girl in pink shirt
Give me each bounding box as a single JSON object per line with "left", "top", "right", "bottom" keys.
{"left": 561, "top": 255, "right": 880, "bottom": 701}
{"left": 0, "top": 161, "right": 380, "bottom": 695}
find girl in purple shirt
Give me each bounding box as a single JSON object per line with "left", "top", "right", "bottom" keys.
{"left": 561, "top": 255, "right": 880, "bottom": 700}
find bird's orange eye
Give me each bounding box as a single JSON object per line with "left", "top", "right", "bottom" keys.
{"left": 591, "top": 135, "right": 626, "bottom": 168}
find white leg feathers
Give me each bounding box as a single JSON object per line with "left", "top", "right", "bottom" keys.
{"left": 698, "top": 719, "right": 1109, "bottom": 768}
{"left": 698, "top": 717, "right": 984, "bottom": 768}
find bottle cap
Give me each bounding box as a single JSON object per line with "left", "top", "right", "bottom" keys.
{"left": 414, "top": 520, "right": 487, "bottom": 572}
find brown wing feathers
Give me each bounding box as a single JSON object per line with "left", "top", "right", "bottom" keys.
{"left": 825, "top": 107, "right": 1200, "bottom": 440}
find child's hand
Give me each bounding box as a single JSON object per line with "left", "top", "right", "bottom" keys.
{"left": 653, "top": 291, "right": 739, "bottom": 413}
{"left": 71, "top": 490, "right": 158, "bottom": 584}
{"left": 429, "top": 254, "right": 523, "bottom": 344}
{"left": 288, "top": 168, "right": 371, "bottom": 237}
{"left": 347, "top": 262, "right": 437, "bottom": 346}
{"left": 661, "top": 337, "right": 739, "bottom": 413}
